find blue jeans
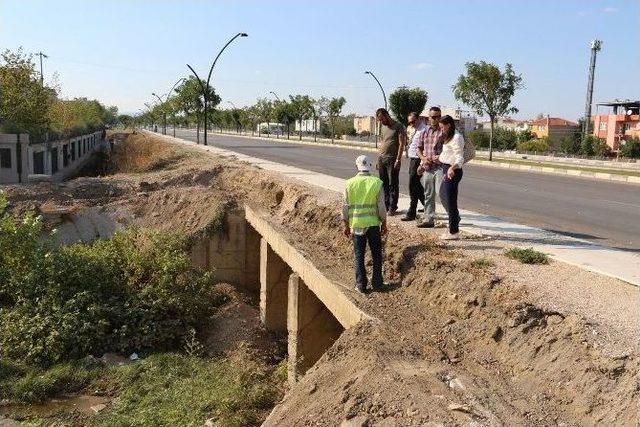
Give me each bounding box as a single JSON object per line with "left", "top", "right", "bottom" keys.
{"left": 440, "top": 164, "right": 463, "bottom": 234}
{"left": 353, "top": 226, "right": 383, "bottom": 290}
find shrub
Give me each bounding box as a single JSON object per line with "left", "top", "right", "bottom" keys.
{"left": 517, "top": 138, "right": 549, "bottom": 153}
{"left": 467, "top": 130, "right": 490, "bottom": 149}
{"left": 504, "top": 247, "right": 549, "bottom": 264}
{"left": 559, "top": 134, "right": 581, "bottom": 154}
{"left": 620, "top": 137, "right": 640, "bottom": 159}
{"left": 494, "top": 128, "right": 518, "bottom": 150}
{"left": 0, "top": 192, "right": 216, "bottom": 367}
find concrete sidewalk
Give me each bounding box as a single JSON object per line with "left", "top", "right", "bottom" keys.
{"left": 151, "top": 131, "right": 640, "bottom": 288}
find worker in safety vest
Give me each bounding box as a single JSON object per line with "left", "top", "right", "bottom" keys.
{"left": 342, "top": 155, "right": 388, "bottom": 294}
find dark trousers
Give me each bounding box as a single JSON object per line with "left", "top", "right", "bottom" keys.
{"left": 353, "top": 226, "right": 383, "bottom": 289}
{"left": 408, "top": 158, "right": 425, "bottom": 215}
{"left": 378, "top": 157, "right": 399, "bottom": 211}
{"left": 440, "top": 164, "right": 463, "bottom": 234}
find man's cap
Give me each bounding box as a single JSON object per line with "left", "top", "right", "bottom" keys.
{"left": 355, "top": 155, "right": 372, "bottom": 171}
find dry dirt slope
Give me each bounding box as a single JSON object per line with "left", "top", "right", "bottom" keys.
{"left": 5, "top": 133, "right": 638, "bottom": 426}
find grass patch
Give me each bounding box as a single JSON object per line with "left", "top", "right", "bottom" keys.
{"left": 91, "top": 351, "right": 283, "bottom": 427}
{"left": 1, "top": 350, "right": 285, "bottom": 426}
{"left": 471, "top": 257, "right": 495, "bottom": 269}
{"left": 504, "top": 247, "right": 549, "bottom": 264}
{"left": 0, "top": 358, "right": 104, "bottom": 404}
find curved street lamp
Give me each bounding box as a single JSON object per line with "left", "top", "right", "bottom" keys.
{"left": 153, "top": 78, "right": 187, "bottom": 136}
{"left": 187, "top": 32, "right": 248, "bottom": 145}
{"left": 364, "top": 70, "right": 387, "bottom": 110}
{"left": 269, "top": 91, "right": 281, "bottom": 102}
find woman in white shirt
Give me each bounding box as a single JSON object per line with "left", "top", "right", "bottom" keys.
{"left": 438, "top": 115, "right": 464, "bottom": 240}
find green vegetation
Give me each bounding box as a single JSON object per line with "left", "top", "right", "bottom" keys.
{"left": 2, "top": 352, "right": 285, "bottom": 426}
{"left": 620, "top": 136, "right": 640, "bottom": 159}
{"left": 517, "top": 137, "right": 549, "bottom": 153}
{"left": 389, "top": 86, "right": 428, "bottom": 126}
{"left": 0, "top": 192, "right": 283, "bottom": 424}
{"left": 0, "top": 192, "right": 216, "bottom": 367}
{"left": 471, "top": 258, "right": 495, "bottom": 269}
{"left": 452, "top": 61, "right": 524, "bottom": 160}
{"left": 504, "top": 247, "right": 549, "bottom": 264}
{"left": 0, "top": 48, "right": 117, "bottom": 142}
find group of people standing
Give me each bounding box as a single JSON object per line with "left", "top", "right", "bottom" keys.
{"left": 342, "top": 107, "right": 466, "bottom": 293}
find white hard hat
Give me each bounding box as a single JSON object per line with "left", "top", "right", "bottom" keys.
{"left": 355, "top": 155, "right": 372, "bottom": 172}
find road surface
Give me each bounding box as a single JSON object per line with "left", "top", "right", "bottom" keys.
{"left": 171, "top": 129, "right": 640, "bottom": 251}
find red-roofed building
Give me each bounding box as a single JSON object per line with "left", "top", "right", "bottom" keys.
{"left": 592, "top": 101, "right": 640, "bottom": 152}
{"left": 530, "top": 116, "right": 579, "bottom": 148}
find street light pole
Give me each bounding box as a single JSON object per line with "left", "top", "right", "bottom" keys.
{"left": 365, "top": 70, "right": 386, "bottom": 148}
{"left": 186, "top": 32, "right": 248, "bottom": 146}
{"left": 157, "top": 78, "right": 187, "bottom": 137}
{"left": 364, "top": 70, "right": 387, "bottom": 110}
{"left": 151, "top": 92, "right": 167, "bottom": 135}
{"left": 36, "top": 51, "right": 48, "bottom": 84}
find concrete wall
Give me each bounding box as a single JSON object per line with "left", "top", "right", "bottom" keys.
{"left": 0, "top": 131, "right": 105, "bottom": 184}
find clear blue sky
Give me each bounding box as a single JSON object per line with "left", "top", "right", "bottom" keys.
{"left": 1, "top": 0, "right": 638, "bottom": 120}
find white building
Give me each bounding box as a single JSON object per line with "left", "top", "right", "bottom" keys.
{"left": 294, "top": 119, "right": 321, "bottom": 133}
{"left": 421, "top": 106, "right": 477, "bottom": 137}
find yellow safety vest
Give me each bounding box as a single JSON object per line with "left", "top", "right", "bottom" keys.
{"left": 346, "top": 174, "right": 383, "bottom": 229}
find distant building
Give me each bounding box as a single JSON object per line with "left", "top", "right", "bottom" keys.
{"left": 294, "top": 119, "right": 322, "bottom": 133}
{"left": 421, "top": 107, "right": 477, "bottom": 137}
{"left": 592, "top": 100, "right": 640, "bottom": 152}
{"left": 257, "top": 122, "right": 285, "bottom": 135}
{"left": 353, "top": 116, "right": 376, "bottom": 135}
{"left": 529, "top": 116, "right": 579, "bottom": 148}
{"left": 479, "top": 117, "right": 530, "bottom": 133}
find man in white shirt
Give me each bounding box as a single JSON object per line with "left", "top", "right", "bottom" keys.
{"left": 401, "top": 112, "right": 426, "bottom": 221}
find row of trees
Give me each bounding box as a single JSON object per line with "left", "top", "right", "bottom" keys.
{"left": 0, "top": 48, "right": 118, "bottom": 143}
{"left": 133, "top": 77, "right": 352, "bottom": 142}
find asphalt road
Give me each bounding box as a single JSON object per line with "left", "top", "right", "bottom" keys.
{"left": 172, "top": 129, "right": 640, "bottom": 251}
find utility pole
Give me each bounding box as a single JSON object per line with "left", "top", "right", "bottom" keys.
{"left": 36, "top": 51, "right": 48, "bottom": 84}
{"left": 582, "top": 39, "right": 602, "bottom": 140}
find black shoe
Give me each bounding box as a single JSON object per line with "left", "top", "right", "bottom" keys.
{"left": 388, "top": 209, "right": 398, "bottom": 216}
{"left": 418, "top": 208, "right": 425, "bottom": 213}
{"left": 355, "top": 285, "right": 368, "bottom": 294}
{"left": 371, "top": 283, "right": 385, "bottom": 292}
{"left": 400, "top": 214, "right": 416, "bottom": 221}
{"left": 416, "top": 221, "right": 435, "bottom": 228}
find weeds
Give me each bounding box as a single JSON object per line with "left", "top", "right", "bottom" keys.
{"left": 471, "top": 257, "right": 495, "bottom": 269}
{"left": 505, "top": 247, "right": 549, "bottom": 264}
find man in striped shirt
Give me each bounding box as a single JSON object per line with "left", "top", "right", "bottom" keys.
{"left": 416, "top": 106, "right": 444, "bottom": 228}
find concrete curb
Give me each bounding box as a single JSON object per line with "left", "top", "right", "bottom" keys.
{"left": 170, "top": 129, "right": 640, "bottom": 185}
{"left": 471, "top": 158, "right": 640, "bottom": 184}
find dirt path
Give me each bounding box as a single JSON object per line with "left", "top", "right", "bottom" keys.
{"left": 4, "top": 132, "right": 638, "bottom": 426}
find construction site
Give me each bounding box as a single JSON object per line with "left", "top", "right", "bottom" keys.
{"left": 1, "top": 131, "right": 637, "bottom": 426}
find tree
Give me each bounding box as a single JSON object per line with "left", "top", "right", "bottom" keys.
{"left": 254, "top": 98, "right": 274, "bottom": 136}
{"left": 326, "top": 97, "right": 346, "bottom": 142}
{"left": 580, "top": 134, "right": 597, "bottom": 157}
{"left": 389, "top": 86, "right": 428, "bottom": 126}
{"left": 312, "top": 97, "right": 329, "bottom": 142}
{"left": 452, "top": 61, "right": 523, "bottom": 160}
{"left": 289, "top": 95, "right": 314, "bottom": 140}
{"left": 0, "top": 48, "right": 56, "bottom": 142}
{"left": 272, "top": 100, "right": 296, "bottom": 139}
{"left": 174, "top": 77, "right": 219, "bottom": 143}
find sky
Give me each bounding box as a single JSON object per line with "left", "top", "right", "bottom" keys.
{"left": 1, "top": 0, "right": 638, "bottom": 120}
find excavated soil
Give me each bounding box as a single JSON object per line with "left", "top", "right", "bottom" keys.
{"left": 3, "top": 133, "right": 638, "bottom": 426}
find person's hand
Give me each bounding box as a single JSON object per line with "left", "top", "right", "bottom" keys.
{"left": 380, "top": 222, "right": 388, "bottom": 236}
{"left": 342, "top": 224, "right": 351, "bottom": 238}
{"left": 394, "top": 159, "right": 401, "bottom": 170}
{"left": 446, "top": 166, "right": 456, "bottom": 181}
